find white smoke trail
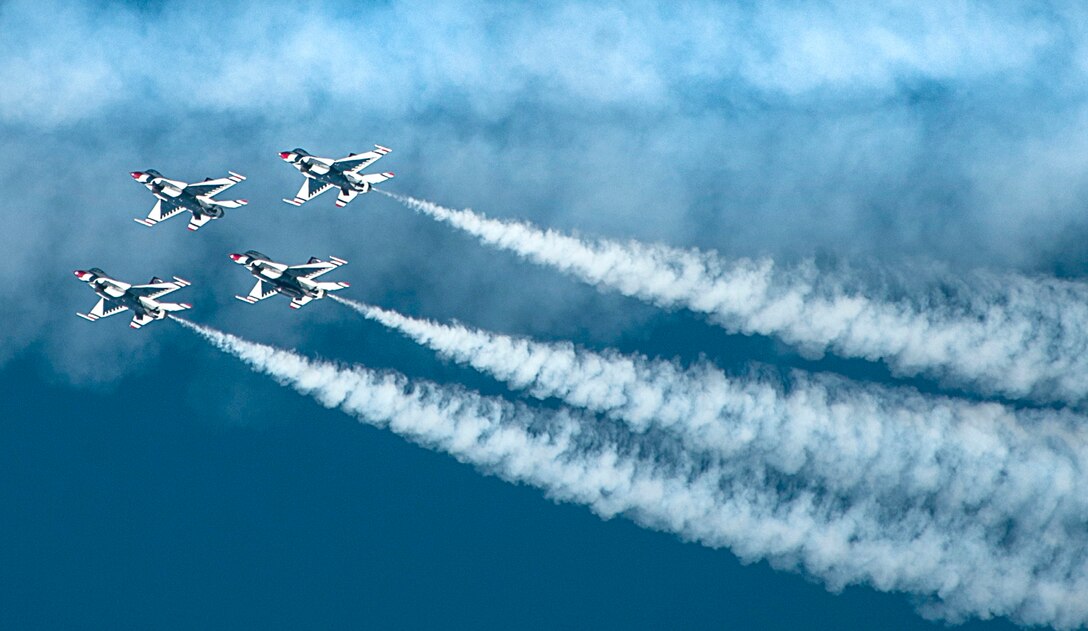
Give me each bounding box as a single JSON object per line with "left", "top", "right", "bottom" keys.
{"left": 333, "top": 294, "right": 1088, "bottom": 552}
{"left": 377, "top": 190, "right": 1088, "bottom": 405}
{"left": 175, "top": 316, "right": 1088, "bottom": 628}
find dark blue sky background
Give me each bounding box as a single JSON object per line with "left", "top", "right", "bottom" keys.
{"left": 2, "top": 1, "right": 1084, "bottom": 628}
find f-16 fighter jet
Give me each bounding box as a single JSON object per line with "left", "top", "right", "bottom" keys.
{"left": 73, "top": 269, "right": 192, "bottom": 329}
{"left": 229, "top": 251, "right": 350, "bottom": 309}
{"left": 131, "top": 169, "right": 248, "bottom": 231}
{"left": 279, "top": 145, "right": 394, "bottom": 208}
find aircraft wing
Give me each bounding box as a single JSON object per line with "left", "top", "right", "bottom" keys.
{"left": 134, "top": 199, "right": 187, "bottom": 227}
{"left": 184, "top": 171, "right": 245, "bottom": 198}
{"left": 283, "top": 178, "right": 336, "bottom": 206}
{"left": 288, "top": 256, "right": 348, "bottom": 279}
{"left": 127, "top": 276, "right": 192, "bottom": 300}
{"left": 235, "top": 279, "right": 278, "bottom": 304}
{"left": 76, "top": 298, "right": 128, "bottom": 322}
{"left": 334, "top": 145, "right": 391, "bottom": 173}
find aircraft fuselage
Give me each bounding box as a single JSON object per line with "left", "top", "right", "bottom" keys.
{"left": 88, "top": 277, "right": 160, "bottom": 318}
{"left": 300, "top": 164, "right": 367, "bottom": 194}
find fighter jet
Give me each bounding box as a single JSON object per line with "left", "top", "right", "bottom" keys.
{"left": 131, "top": 169, "right": 248, "bottom": 231}
{"left": 279, "top": 145, "right": 394, "bottom": 208}
{"left": 229, "top": 251, "right": 350, "bottom": 309}
{"left": 73, "top": 269, "right": 192, "bottom": 329}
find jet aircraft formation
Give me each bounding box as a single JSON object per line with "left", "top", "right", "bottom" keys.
{"left": 76, "top": 147, "right": 394, "bottom": 328}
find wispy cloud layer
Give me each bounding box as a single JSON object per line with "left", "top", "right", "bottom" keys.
{"left": 12, "top": 1, "right": 1088, "bottom": 378}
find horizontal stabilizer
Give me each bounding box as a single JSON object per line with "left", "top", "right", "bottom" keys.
{"left": 355, "top": 171, "right": 394, "bottom": 185}
{"left": 289, "top": 295, "right": 315, "bottom": 310}
{"left": 159, "top": 301, "right": 192, "bottom": 312}
{"left": 314, "top": 280, "right": 350, "bottom": 291}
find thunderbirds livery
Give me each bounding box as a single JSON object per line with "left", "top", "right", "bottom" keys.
{"left": 229, "top": 251, "right": 350, "bottom": 309}
{"left": 131, "top": 169, "right": 248, "bottom": 231}
{"left": 279, "top": 145, "right": 394, "bottom": 207}
{"left": 73, "top": 269, "right": 193, "bottom": 329}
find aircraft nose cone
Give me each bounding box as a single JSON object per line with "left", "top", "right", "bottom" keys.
{"left": 229, "top": 253, "right": 242, "bottom": 261}
{"left": 74, "top": 270, "right": 87, "bottom": 278}
{"left": 130, "top": 171, "right": 143, "bottom": 179}
{"left": 279, "top": 152, "right": 291, "bottom": 159}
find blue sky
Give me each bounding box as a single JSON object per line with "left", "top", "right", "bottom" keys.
{"left": 3, "top": 1, "right": 1087, "bottom": 628}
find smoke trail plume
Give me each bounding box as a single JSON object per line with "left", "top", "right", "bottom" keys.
{"left": 175, "top": 316, "right": 1088, "bottom": 627}
{"left": 334, "top": 294, "right": 1088, "bottom": 559}
{"left": 378, "top": 190, "right": 1088, "bottom": 405}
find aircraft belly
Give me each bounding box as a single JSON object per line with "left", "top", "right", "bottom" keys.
{"left": 273, "top": 280, "right": 304, "bottom": 298}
